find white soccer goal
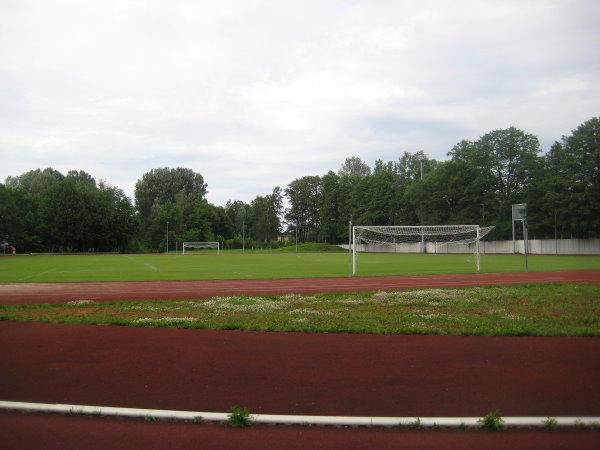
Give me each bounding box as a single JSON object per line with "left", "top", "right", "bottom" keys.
{"left": 182, "top": 242, "right": 220, "bottom": 255}
{"left": 352, "top": 225, "right": 494, "bottom": 274}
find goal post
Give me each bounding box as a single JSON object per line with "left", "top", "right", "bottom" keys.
{"left": 352, "top": 225, "right": 494, "bottom": 275}
{"left": 182, "top": 242, "right": 220, "bottom": 255}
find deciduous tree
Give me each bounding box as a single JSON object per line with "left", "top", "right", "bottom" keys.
{"left": 135, "top": 167, "right": 207, "bottom": 227}
{"left": 338, "top": 157, "right": 371, "bottom": 178}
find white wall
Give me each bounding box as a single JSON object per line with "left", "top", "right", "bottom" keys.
{"left": 480, "top": 239, "right": 600, "bottom": 255}
{"left": 341, "top": 239, "right": 600, "bottom": 255}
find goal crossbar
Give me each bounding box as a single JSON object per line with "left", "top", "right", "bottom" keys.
{"left": 182, "top": 242, "right": 220, "bottom": 255}
{"left": 352, "top": 225, "right": 494, "bottom": 274}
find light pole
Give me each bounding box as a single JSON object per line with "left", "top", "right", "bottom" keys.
{"left": 166, "top": 221, "right": 169, "bottom": 254}
{"left": 348, "top": 219, "right": 352, "bottom": 277}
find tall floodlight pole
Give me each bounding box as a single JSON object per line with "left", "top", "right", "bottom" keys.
{"left": 166, "top": 221, "right": 169, "bottom": 254}
{"left": 348, "top": 219, "right": 352, "bottom": 277}
{"left": 512, "top": 204, "right": 528, "bottom": 271}
{"left": 476, "top": 226, "right": 481, "bottom": 272}
{"left": 523, "top": 219, "right": 529, "bottom": 272}
{"left": 352, "top": 226, "right": 357, "bottom": 275}
{"left": 554, "top": 212, "right": 558, "bottom": 254}
{"left": 242, "top": 220, "right": 245, "bottom": 254}
{"left": 295, "top": 218, "right": 298, "bottom": 253}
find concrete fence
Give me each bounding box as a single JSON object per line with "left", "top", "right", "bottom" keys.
{"left": 481, "top": 239, "right": 600, "bottom": 255}
{"left": 341, "top": 239, "right": 600, "bottom": 255}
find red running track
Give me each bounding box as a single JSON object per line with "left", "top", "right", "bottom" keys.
{"left": 1, "top": 270, "right": 599, "bottom": 305}
{"left": 2, "top": 322, "right": 599, "bottom": 418}
{"left": 1, "top": 321, "right": 600, "bottom": 448}
{"left": 2, "top": 271, "right": 599, "bottom": 448}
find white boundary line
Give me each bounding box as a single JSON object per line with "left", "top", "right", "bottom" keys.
{"left": 1, "top": 401, "right": 599, "bottom": 428}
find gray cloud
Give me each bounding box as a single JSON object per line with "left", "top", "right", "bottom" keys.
{"left": 1, "top": 0, "right": 598, "bottom": 205}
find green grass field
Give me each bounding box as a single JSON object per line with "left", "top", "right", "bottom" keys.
{"left": 1, "top": 252, "right": 599, "bottom": 283}
{"left": 2, "top": 284, "right": 598, "bottom": 336}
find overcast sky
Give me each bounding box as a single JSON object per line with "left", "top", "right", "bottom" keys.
{"left": 1, "top": 0, "right": 598, "bottom": 206}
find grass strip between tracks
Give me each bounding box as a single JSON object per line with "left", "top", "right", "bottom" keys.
{"left": 1, "top": 283, "right": 599, "bottom": 336}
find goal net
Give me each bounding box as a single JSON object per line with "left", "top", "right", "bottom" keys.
{"left": 352, "top": 225, "right": 494, "bottom": 274}
{"left": 182, "top": 242, "right": 220, "bottom": 255}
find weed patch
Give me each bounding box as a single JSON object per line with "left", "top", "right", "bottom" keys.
{"left": 479, "top": 410, "right": 504, "bottom": 431}
{"left": 1, "top": 283, "right": 598, "bottom": 336}
{"left": 227, "top": 406, "right": 252, "bottom": 427}
{"left": 543, "top": 417, "right": 558, "bottom": 430}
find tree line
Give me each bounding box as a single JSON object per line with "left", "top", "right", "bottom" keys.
{"left": 1, "top": 117, "right": 598, "bottom": 253}
{"left": 1, "top": 169, "right": 138, "bottom": 253}
{"left": 287, "top": 117, "right": 599, "bottom": 243}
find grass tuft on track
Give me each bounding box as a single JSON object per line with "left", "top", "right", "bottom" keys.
{"left": 1, "top": 283, "right": 598, "bottom": 337}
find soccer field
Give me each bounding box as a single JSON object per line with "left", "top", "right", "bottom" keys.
{"left": 1, "top": 252, "right": 599, "bottom": 283}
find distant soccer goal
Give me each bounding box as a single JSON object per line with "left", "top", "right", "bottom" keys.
{"left": 182, "top": 242, "right": 220, "bottom": 255}
{"left": 352, "top": 225, "right": 494, "bottom": 274}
